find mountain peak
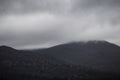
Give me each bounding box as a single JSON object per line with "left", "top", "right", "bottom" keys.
{"left": 0, "top": 45, "right": 15, "bottom": 51}
{"left": 60, "top": 40, "right": 112, "bottom": 46}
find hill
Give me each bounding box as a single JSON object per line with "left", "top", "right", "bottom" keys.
{"left": 0, "top": 41, "right": 120, "bottom": 80}
{"left": 42, "top": 41, "right": 120, "bottom": 73}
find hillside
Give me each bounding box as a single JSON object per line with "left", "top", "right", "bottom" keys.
{"left": 0, "top": 41, "right": 120, "bottom": 80}
{"left": 42, "top": 41, "right": 120, "bottom": 73}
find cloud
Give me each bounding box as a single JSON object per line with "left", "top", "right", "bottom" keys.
{"left": 0, "top": 0, "right": 120, "bottom": 49}
{"left": 0, "top": 13, "right": 59, "bottom": 33}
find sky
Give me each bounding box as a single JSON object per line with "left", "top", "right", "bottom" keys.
{"left": 0, "top": 0, "right": 120, "bottom": 49}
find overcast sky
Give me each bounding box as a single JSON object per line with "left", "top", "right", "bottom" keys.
{"left": 0, "top": 0, "right": 120, "bottom": 49}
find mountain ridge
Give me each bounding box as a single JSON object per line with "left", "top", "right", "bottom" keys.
{"left": 0, "top": 40, "right": 120, "bottom": 80}
{"left": 40, "top": 40, "right": 120, "bottom": 73}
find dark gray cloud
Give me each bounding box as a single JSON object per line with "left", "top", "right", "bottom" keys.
{"left": 0, "top": 0, "right": 120, "bottom": 14}
{"left": 0, "top": 0, "right": 120, "bottom": 49}
{"left": 81, "top": 0, "right": 120, "bottom": 7}
{"left": 0, "top": 0, "right": 67, "bottom": 14}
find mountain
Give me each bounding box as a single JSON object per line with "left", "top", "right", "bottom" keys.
{"left": 0, "top": 45, "right": 16, "bottom": 52}
{"left": 0, "top": 46, "right": 81, "bottom": 80}
{"left": 0, "top": 45, "right": 108, "bottom": 80}
{"left": 41, "top": 41, "right": 120, "bottom": 73}
{"left": 0, "top": 41, "right": 120, "bottom": 80}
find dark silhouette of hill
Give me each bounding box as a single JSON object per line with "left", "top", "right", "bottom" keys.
{"left": 0, "top": 41, "right": 120, "bottom": 80}
{"left": 0, "top": 45, "right": 16, "bottom": 52}
{"left": 40, "top": 41, "right": 120, "bottom": 73}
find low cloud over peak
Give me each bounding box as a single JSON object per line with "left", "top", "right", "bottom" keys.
{"left": 0, "top": 0, "right": 120, "bottom": 49}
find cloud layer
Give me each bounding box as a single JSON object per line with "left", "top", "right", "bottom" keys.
{"left": 0, "top": 0, "right": 120, "bottom": 49}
